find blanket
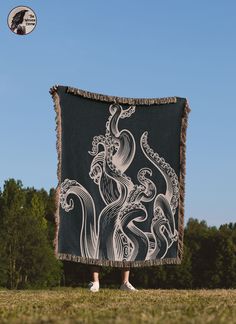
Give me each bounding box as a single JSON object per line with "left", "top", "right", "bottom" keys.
{"left": 49, "top": 85, "right": 190, "bottom": 267}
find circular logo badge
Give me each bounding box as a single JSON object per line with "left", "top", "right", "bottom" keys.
{"left": 7, "top": 6, "right": 37, "bottom": 35}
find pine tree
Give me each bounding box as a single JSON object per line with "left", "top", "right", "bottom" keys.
{"left": 0, "top": 179, "right": 62, "bottom": 289}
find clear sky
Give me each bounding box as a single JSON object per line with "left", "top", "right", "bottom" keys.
{"left": 1, "top": 1, "right": 235, "bottom": 227}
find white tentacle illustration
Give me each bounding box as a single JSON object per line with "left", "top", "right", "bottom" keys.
{"left": 59, "top": 103, "right": 180, "bottom": 261}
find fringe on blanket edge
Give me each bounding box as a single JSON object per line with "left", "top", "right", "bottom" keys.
{"left": 177, "top": 99, "right": 191, "bottom": 263}
{"left": 49, "top": 85, "right": 191, "bottom": 268}
{"left": 50, "top": 89, "right": 62, "bottom": 258}
{"left": 56, "top": 253, "right": 182, "bottom": 268}
{"left": 51, "top": 84, "right": 177, "bottom": 105}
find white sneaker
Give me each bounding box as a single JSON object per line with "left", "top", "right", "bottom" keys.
{"left": 88, "top": 281, "right": 99, "bottom": 292}
{"left": 120, "top": 281, "right": 138, "bottom": 291}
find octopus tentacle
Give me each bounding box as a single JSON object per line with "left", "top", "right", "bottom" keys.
{"left": 154, "top": 194, "right": 177, "bottom": 236}
{"left": 148, "top": 215, "right": 169, "bottom": 259}
{"left": 140, "top": 131, "right": 179, "bottom": 213}
{"left": 97, "top": 172, "right": 129, "bottom": 259}
{"left": 59, "top": 179, "right": 98, "bottom": 258}
{"left": 108, "top": 103, "right": 136, "bottom": 173}
{"left": 135, "top": 168, "right": 157, "bottom": 202}
{"left": 140, "top": 132, "right": 179, "bottom": 257}
{"left": 118, "top": 206, "right": 149, "bottom": 261}
{"left": 87, "top": 103, "right": 138, "bottom": 260}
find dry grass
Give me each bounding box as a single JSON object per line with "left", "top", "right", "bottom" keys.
{"left": 0, "top": 287, "right": 236, "bottom": 323}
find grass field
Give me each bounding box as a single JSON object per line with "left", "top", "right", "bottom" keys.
{"left": 0, "top": 287, "right": 236, "bottom": 323}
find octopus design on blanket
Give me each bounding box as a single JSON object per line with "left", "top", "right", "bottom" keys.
{"left": 59, "top": 103, "right": 179, "bottom": 261}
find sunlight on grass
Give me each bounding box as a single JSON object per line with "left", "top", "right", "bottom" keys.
{"left": 0, "top": 288, "right": 236, "bottom": 323}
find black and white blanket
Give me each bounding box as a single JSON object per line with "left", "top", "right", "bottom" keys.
{"left": 50, "top": 85, "right": 190, "bottom": 267}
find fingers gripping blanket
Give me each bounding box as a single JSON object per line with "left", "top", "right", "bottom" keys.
{"left": 50, "top": 85, "right": 191, "bottom": 267}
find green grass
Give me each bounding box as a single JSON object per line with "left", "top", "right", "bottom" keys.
{"left": 0, "top": 287, "right": 236, "bottom": 323}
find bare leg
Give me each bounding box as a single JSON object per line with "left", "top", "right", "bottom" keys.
{"left": 90, "top": 266, "right": 100, "bottom": 282}
{"left": 121, "top": 267, "right": 130, "bottom": 284}
{"left": 88, "top": 266, "right": 100, "bottom": 292}
{"left": 120, "top": 267, "right": 137, "bottom": 290}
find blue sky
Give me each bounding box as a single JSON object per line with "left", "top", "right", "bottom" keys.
{"left": 0, "top": 1, "right": 235, "bottom": 227}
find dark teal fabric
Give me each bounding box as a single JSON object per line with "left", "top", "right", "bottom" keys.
{"left": 53, "top": 86, "right": 187, "bottom": 266}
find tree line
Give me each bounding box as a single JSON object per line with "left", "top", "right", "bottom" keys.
{"left": 0, "top": 179, "right": 235, "bottom": 289}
